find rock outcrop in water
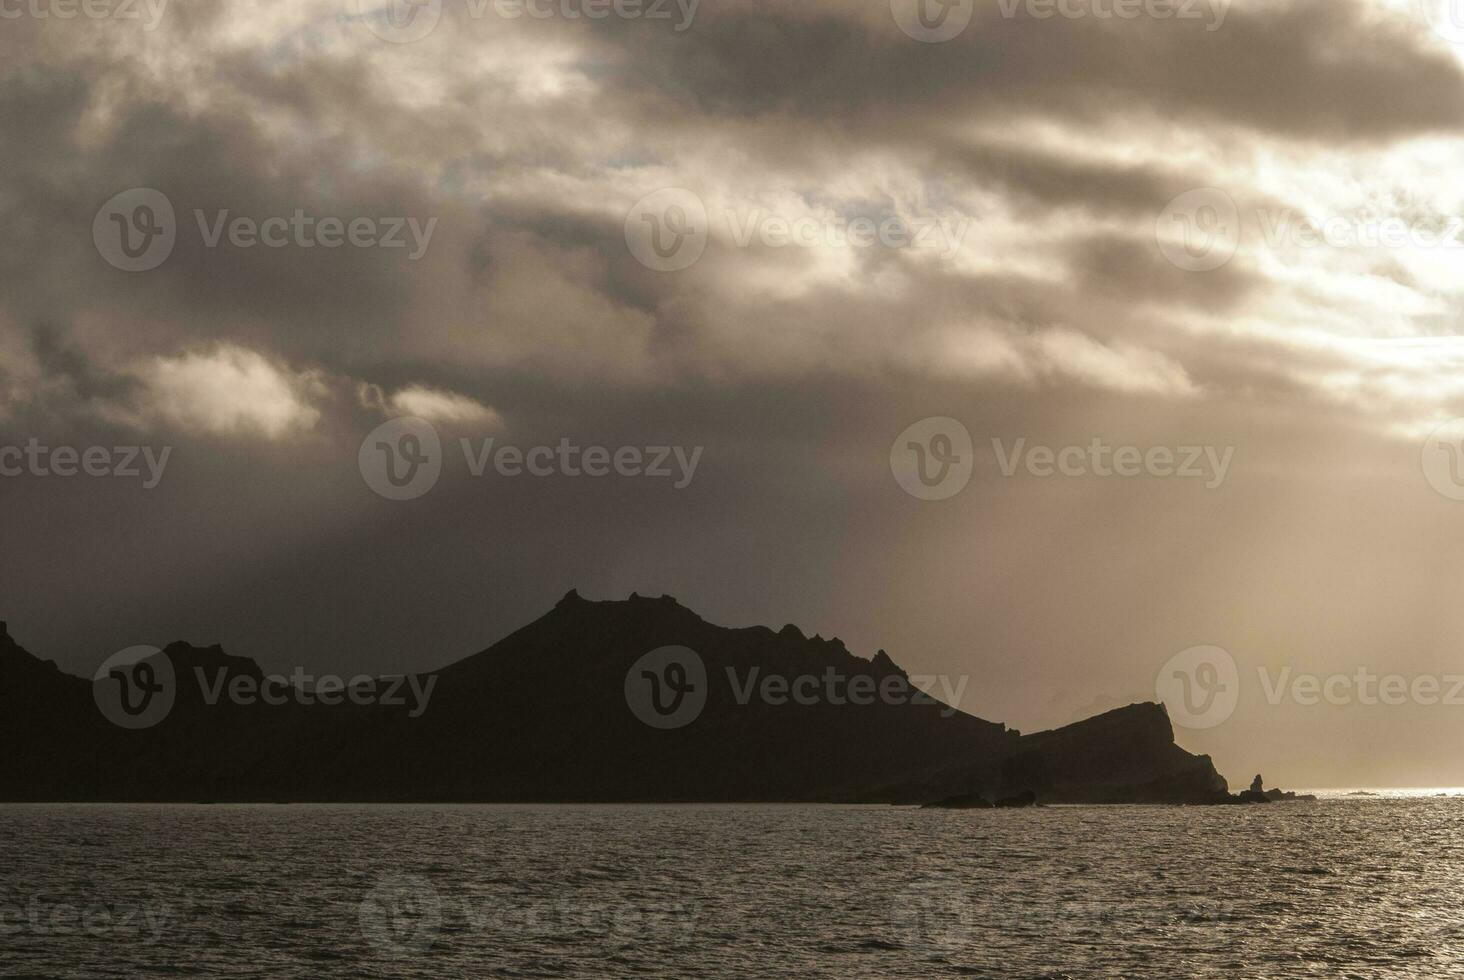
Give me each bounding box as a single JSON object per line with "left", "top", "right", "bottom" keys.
{"left": 1210, "top": 774, "right": 1316, "bottom": 805}
{"left": 0, "top": 595, "right": 1240, "bottom": 804}
{"left": 1236, "top": 774, "right": 1271, "bottom": 804}
{"left": 994, "top": 790, "right": 1040, "bottom": 808}
{"left": 921, "top": 793, "right": 995, "bottom": 809}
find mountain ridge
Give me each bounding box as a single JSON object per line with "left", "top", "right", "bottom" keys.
{"left": 0, "top": 591, "right": 1238, "bottom": 805}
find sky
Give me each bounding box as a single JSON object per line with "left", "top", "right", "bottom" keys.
{"left": 5, "top": 0, "right": 1464, "bottom": 788}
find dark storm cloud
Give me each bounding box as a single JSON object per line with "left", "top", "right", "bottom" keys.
{"left": 581, "top": 0, "right": 1464, "bottom": 142}
{"left": 1064, "top": 232, "right": 1257, "bottom": 309}
{"left": 0, "top": 0, "right": 1442, "bottom": 420}
{"left": 937, "top": 144, "right": 1189, "bottom": 219}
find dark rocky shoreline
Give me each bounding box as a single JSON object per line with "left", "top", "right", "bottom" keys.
{"left": 921, "top": 775, "right": 1318, "bottom": 809}
{"left": 1, "top": 592, "right": 1262, "bottom": 806}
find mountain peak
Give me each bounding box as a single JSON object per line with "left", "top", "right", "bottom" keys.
{"left": 161, "top": 640, "right": 265, "bottom": 680}
{"left": 630, "top": 591, "right": 688, "bottom": 608}
{"left": 554, "top": 589, "right": 693, "bottom": 614}
{"left": 871, "top": 649, "right": 904, "bottom": 676}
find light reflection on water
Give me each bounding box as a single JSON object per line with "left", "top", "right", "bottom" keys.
{"left": 3, "top": 800, "right": 1464, "bottom": 978}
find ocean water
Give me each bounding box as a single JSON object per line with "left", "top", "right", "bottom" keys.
{"left": 4, "top": 799, "right": 1464, "bottom": 978}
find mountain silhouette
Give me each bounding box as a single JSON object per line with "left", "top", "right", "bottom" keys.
{"left": 0, "top": 594, "right": 1237, "bottom": 803}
